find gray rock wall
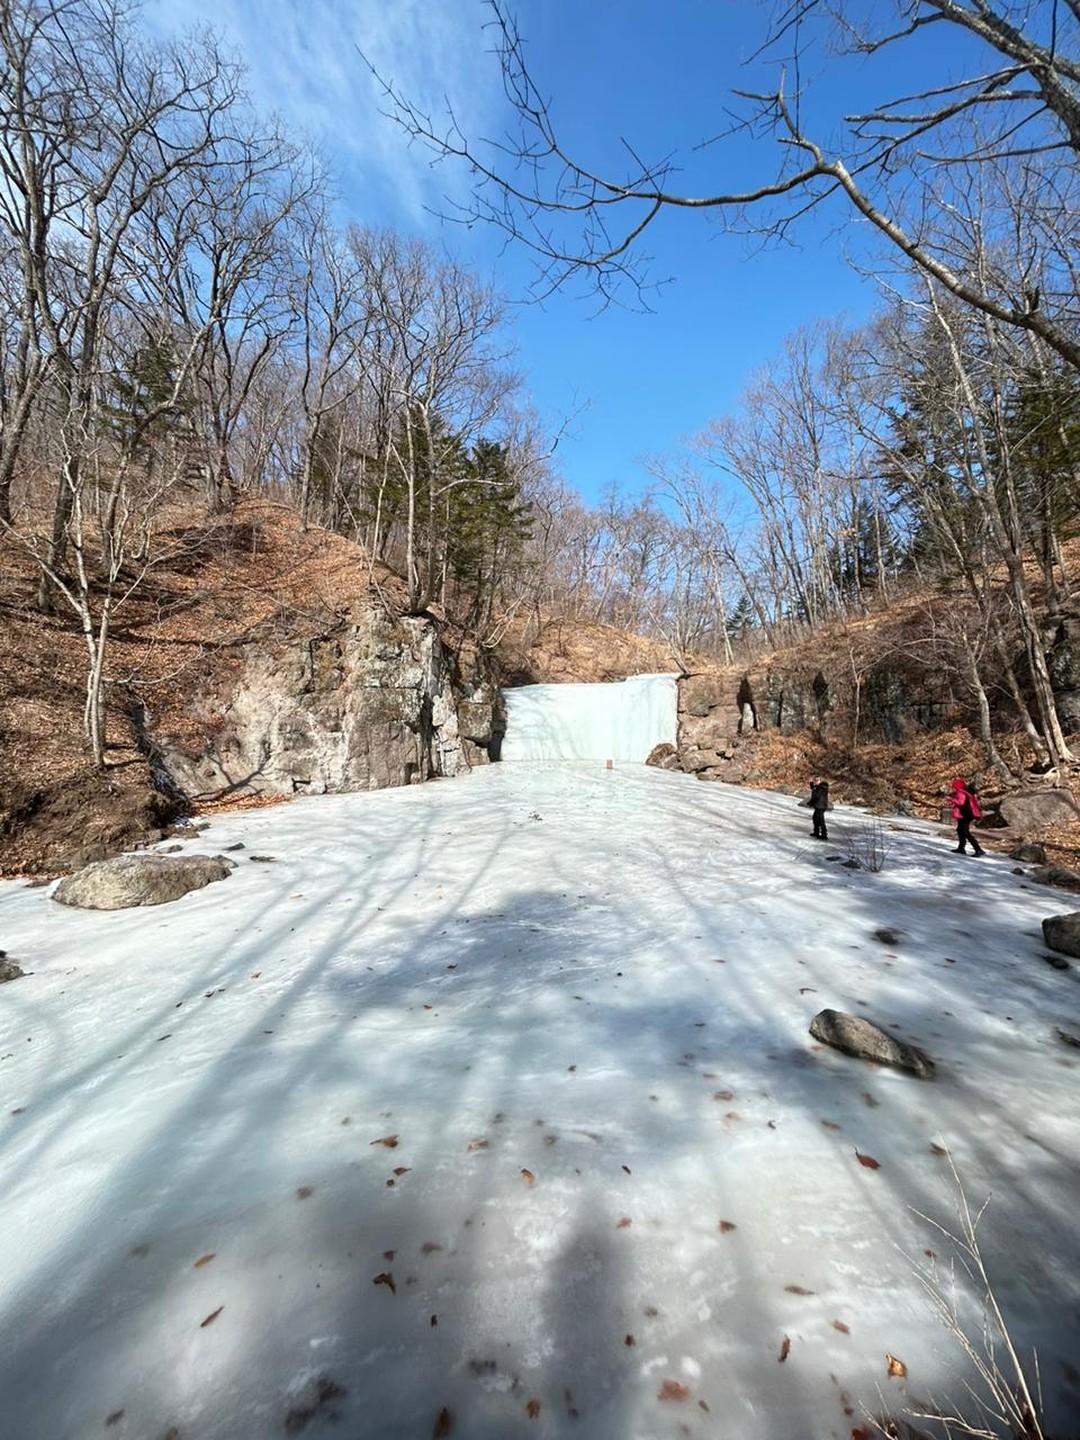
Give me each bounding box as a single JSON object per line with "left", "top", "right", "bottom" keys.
{"left": 1046, "top": 612, "right": 1080, "bottom": 731}
{"left": 158, "top": 608, "right": 503, "bottom": 800}
{"left": 677, "top": 654, "right": 955, "bottom": 760}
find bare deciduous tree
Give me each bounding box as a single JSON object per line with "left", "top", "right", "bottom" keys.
{"left": 367, "top": 1, "right": 1080, "bottom": 370}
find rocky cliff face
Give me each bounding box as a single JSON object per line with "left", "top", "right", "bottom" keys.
{"left": 676, "top": 651, "right": 957, "bottom": 779}
{"left": 1046, "top": 612, "right": 1080, "bottom": 731}
{"left": 675, "top": 608, "right": 1080, "bottom": 782}
{"left": 156, "top": 606, "right": 503, "bottom": 801}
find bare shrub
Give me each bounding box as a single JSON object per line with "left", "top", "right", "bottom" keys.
{"left": 869, "top": 1166, "right": 1053, "bottom": 1440}
{"left": 845, "top": 817, "right": 889, "bottom": 872}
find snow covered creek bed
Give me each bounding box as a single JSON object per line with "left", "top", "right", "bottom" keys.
{"left": 1, "top": 762, "right": 1079, "bottom": 1439}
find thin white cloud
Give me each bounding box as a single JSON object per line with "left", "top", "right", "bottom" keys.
{"left": 145, "top": 0, "right": 500, "bottom": 224}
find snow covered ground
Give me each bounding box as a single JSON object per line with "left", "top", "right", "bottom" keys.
{"left": 1, "top": 762, "right": 1079, "bottom": 1440}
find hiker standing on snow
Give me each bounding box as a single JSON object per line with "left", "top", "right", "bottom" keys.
{"left": 950, "top": 778, "right": 985, "bottom": 856}
{"left": 809, "top": 777, "right": 830, "bottom": 841}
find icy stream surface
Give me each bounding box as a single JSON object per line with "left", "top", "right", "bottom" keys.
{"left": 1, "top": 763, "right": 1079, "bottom": 1439}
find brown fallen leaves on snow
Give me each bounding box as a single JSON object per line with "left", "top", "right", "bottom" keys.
{"left": 371, "top": 1135, "right": 399, "bottom": 1149}
{"left": 658, "top": 1380, "right": 689, "bottom": 1401}
{"left": 886, "top": 1352, "right": 908, "bottom": 1378}
{"left": 200, "top": 1307, "right": 223, "bottom": 1328}
{"left": 778, "top": 1336, "right": 791, "bottom": 1362}
{"left": 433, "top": 1407, "right": 453, "bottom": 1437}
{"left": 526, "top": 1399, "right": 541, "bottom": 1419}
{"left": 855, "top": 1151, "right": 881, "bottom": 1169}
{"left": 193, "top": 1253, "right": 215, "bottom": 1268}
{"left": 521, "top": 1169, "right": 535, "bottom": 1185}
{"left": 718, "top": 1220, "right": 737, "bottom": 1233}
{"left": 373, "top": 1271, "right": 396, "bottom": 1294}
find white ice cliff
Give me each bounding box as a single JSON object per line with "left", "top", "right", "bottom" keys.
{"left": 500, "top": 673, "right": 678, "bottom": 762}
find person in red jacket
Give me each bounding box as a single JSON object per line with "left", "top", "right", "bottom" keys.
{"left": 950, "top": 778, "right": 985, "bottom": 856}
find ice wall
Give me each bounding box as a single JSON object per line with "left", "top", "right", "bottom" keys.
{"left": 500, "top": 673, "right": 678, "bottom": 762}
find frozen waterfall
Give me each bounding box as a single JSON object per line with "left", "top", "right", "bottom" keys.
{"left": 500, "top": 673, "right": 679, "bottom": 762}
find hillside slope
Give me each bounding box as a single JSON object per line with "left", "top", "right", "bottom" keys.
{"left": 4, "top": 510, "right": 1080, "bottom": 875}
{"left": 1, "top": 503, "right": 496, "bottom": 876}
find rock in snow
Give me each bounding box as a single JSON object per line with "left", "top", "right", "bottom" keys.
{"left": 809, "top": 1008, "right": 935, "bottom": 1079}
{"left": 1028, "top": 864, "right": 1080, "bottom": 893}
{"left": 52, "top": 853, "right": 235, "bottom": 910}
{"left": 1042, "top": 911, "right": 1080, "bottom": 958}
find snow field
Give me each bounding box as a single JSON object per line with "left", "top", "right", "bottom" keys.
{"left": 1, "top": 762, "right": 1078, "bottom": 1439}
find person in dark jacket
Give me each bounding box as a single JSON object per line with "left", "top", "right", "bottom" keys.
{"left": 809, "top": 777, "right": 830, "bottom": 840}
{"left": 950, "top": 778, "right": 984, "bottom": 856}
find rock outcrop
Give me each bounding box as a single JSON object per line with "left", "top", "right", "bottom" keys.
{"left": 54, "top": 854, "right": 235, "bottom": 909}
{"left": 157, "top": 607, "right": 503, "bottom": 801}
{"left": 809, "top": 1008, "right": 935, "bottom": 1078}
{"left": 676, "top": 650, "right": 954, "bottom": 784}
{"left": 1045, "top": 611, "right": 1080, "bottom": 731}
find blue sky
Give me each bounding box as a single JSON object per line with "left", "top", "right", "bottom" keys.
{"left": 145, "top": 0, "right": 980, "bottom": 503}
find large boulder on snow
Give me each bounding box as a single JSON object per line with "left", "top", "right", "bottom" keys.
{"left": 1029, "top": 865, "right": 1080, "bottom": 893}
{"left": 53, "top": 853, "right": 235, "bottom": 910}
{"left": 996, "top": 789, "right": 1080, "bottom": 831}
{"left": 809, "top": 1008, "right": 935, "bottom": 1079}
{"left": 1042, "top": 912, "right": 1080, "bottom": 959}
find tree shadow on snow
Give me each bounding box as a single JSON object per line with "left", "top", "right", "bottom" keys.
{"left": 0, "top": 772, "right": 1078, "bottom": 1438}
